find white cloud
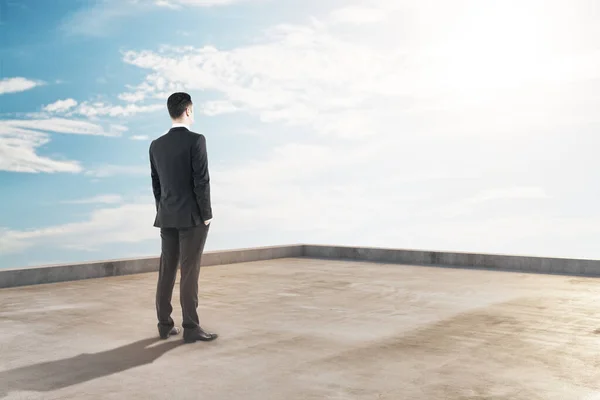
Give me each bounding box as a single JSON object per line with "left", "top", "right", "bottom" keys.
{"left": 2, "top": 185, "right": 598, "bottom": 260}
{"left": 61, "top": 0, "right": 266, "bottom": 37}
{"left": 118, "top": 91, "right": 146, "bottom": 103}
{"left": 121, "top": 36, "right": 394, "bottom": 138}
{"left": 201, "top": 100, "right": 238, "bottom": 116}
{"left": 7, "top": 0, "right": 600, "bottom": 261}
{"left": 43, "top": 98, "right": 78, "bottom": 113}
{"left": 155, "top": 0, "right": 258, "bottom": 8}
{"left": 121, "top": 0, "right": 600, "bottom": 141}
{"left": 0, "top": 128, "right": 81, "bottom": 174}
{"left": 0, "top": 118, "right": 121, "bottom": 173}
{"left": 155, "top": 0, "right": 180, "bottom": 9}
{"left": 85, "top": 164, "right": 149, "bottom": 178}
{"left": 61, "top": 195, "right": 124, "bottom": 205}
{"left": 110, "top": 124, "right": 129, "bottom": 135}
{"left": 0, "top": 202, "right": 156, "bottom": 254}
{"left": 2, "top": 118, "right": 121, "bottom": 137}
{"left": 0, "top": 77, "right": 43, "bottom": 95}
{"left": 74, "top": 102, "right": 163, "bottom": 118}
{"left": 130, "top": 135, "right": 150, "bottom": 140}
{"left": 116, "top": 1, "right": 600, "bottom": 260}
{"left": 421, "top": 186, "right": 551, "bottom": 219}
{"left": 329, "top": 5, "right": 387, "bottom": 25}
{"left": 467, "top": 187, "right": 549, "bottom": 204}
{"left": 40, "top": 95, "right": 161, "bottom": 119}
{"left": 60, "top": 0, "right": 145, "bottom": 37}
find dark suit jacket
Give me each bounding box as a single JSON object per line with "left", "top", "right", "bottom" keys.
{"left": 149, "top": 127, "right": 212, "bottom": 228}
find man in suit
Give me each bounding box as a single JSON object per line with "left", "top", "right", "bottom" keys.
{"left": 149, "top": 92, "right": 218, "bottom": 343}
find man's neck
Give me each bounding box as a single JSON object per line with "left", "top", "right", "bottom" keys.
{"left": 172, "top": 121, "right": 190, "bottom": 130}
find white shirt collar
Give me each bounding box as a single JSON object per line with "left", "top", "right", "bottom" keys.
{"left": 171, "top": 122, "right": 190, "bottom": 130}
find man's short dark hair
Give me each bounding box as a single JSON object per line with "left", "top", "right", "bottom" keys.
{"left": 167, "top": 92, "right": 192, "bottom": 119}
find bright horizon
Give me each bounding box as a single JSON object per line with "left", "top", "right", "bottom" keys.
{"left": 2, "top": 0, "right": 600, "bottom": 268}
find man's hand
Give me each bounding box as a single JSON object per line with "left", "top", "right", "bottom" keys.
{"left": 204, "top": 219, "right": 212, "bottom": 226}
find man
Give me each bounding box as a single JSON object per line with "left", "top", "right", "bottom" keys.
{"left": 149, "top": 92, "right": 218, "bottom": 343}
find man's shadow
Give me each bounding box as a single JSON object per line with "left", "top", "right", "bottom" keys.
{"left": 0, "top": 338, "right": 181, "bottom": 398}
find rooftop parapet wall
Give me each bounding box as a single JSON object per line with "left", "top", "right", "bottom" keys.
{"left": 0, "top": 245, "right": 303, "bottom": 289}
{"left": 1, "top": 244, "right": 599, "bottom": 289}
{"left": 303, "top": 245, "right": 600, "bottom": 276}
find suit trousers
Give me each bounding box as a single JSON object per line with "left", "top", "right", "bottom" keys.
{"left": 156, "top": 224, "right": 210, "bottom": 330}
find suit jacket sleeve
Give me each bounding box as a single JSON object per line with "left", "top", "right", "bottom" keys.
{"left": 191, "top": 135, "right": 213, "bottom": 221}
{"left": 149, "top": 143, "right": 161, "bottom": 211}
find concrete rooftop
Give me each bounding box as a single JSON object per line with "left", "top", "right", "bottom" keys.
{"left": 2, "top": 257, "right": 600, "bottom": 399}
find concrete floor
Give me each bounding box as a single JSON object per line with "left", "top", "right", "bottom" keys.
{"left": 1, "top": 258, "right": 600, "bottom": 400}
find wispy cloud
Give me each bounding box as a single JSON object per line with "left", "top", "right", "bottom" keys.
{"left": 154, "top": 0, "right": 179, "bottom": 8}
{"left": 85, "top": 164, "right": 148, "bottom": 178}
{"left": 201, "top": 100, "right": 238, "bottom": 116}
{"left": 329, "top": 6, "right": 387, "bottom": 25}
{"left": 74, "top": 102, "right": 163, "bottom": 118}
{"left": 467, "top": 187, "right": 549, "bottom": 204}
{"left": 422, "top": 186, "right": 551, "bottom": 219}
{"left": 118, "top": 91, "right": 146, "bottom": 103}
{"left": 42, "top": 98, "right": 78, "bottom": 113}
{"left": 154, "top": 0, "right": 261, "bottom": 9}
{"left": 0, "top": 77, "right": 44, "bottom": 95}
{"left": 61, "top": 194, "right": 123, "bottom": 205}
{"left": 0, "top": 128, "right": 82, "bottom": 173}
{"left": 60, "top": 0, "right": 265, "bottom": 37}
{"left": 60, "top": 0, "right": 146, "bottom": 37}
{"left": 6, "top": 0, "right": 600, "bottom": 264}
{"left": 0, "top": 118, "right": 121, "bottom": 173}
{"left": 130, "top": 135, "right": 150, "bottom": 140}
{"left": 121, "top": 0, "right": 600, "bottom": 141}
{"left": 81, "top": 0, "right": 598, "bottom": 263}
{"left": 0, "top": 201, "right": 156, "bottom": 255}
{"left": 116, "top": 27, "right": 407, "bottom": 138}
{"left": 2, "top": 118, "right": 121, "bottom": 137}
{"left": 41, "top": 96, "right": 162, "bottom": 119}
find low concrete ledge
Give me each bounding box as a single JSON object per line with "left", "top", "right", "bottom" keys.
{"left": 0, "top": 256, "right": 159, "bottom": 289}
{"left": 0, "top": 245, "right": 303, "bottom": 289}
{"left": 303, "top": 244, "right": 600, "bottom": 276}
{"left": 3, "top": 243, "right": 600, "bottom": 289}
{"left": 201, "top": 244, "right": 303, "bottom": 266}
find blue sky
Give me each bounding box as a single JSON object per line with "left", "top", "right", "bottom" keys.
{"left": 1, "top": 0, "right": 600, "bottom": 268}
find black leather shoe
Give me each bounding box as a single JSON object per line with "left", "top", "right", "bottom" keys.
{"left": 183, "top": 327, "right": 218, "bottom": 343}
{"left": 159, "top": 326, "right": 181, "bottom": 340}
